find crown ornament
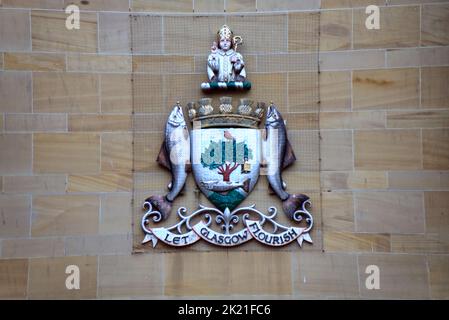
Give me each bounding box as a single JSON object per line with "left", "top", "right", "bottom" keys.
{"left": 198, "top": 98, "right": 214, "bottom": 116}
{"left": 187, "top": 97, "right": 265, "bottom": 129}
{"left": 219, "top": 96, "right": 233, "bottom": 114}
{"left": 237, "top": 98, "right": 253, "bottom": 115}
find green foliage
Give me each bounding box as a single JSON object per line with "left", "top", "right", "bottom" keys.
{"left": 201, "top": 139, "right": 253, "bottom": 170}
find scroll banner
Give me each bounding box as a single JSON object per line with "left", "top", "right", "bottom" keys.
{"left": 193, "top": 221, "right": 253, "bottom": 247}
{"left": 146, "top": 220, "right": 306, "bottom": 248}
{"left": 245, "top": 220, "right": 304, "bottom": 247}
{"left": 149, "top": 228, "right": 200, "bottom": 247}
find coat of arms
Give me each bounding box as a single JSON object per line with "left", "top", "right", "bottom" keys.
{"left": 140, "top": 25, "right": 313, "bottom": 248}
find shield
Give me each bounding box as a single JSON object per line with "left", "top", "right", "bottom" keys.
{"left": 191, "top": 128, "right": 261, "bottom": 211}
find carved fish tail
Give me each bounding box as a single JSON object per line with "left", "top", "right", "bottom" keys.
{"left": 282, "top": 193, "right": 310, "bottom": 220}
{"left": 144, "top": 195, "right": 173, "bottom": 220}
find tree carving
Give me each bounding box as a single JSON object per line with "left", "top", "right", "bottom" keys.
{"left": 217, "top": 162, "right": 240, "bottom": 182}
{"left": 201, "top": 135, "right": 253, "bottom": 182}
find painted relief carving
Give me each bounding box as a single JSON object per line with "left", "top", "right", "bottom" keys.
{"left": 141, "top": 26, "right": 313, "bottom": 248}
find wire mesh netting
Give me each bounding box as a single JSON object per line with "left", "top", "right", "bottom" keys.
{"left": 131, "top": 12, "right": 320, "bottom": 252}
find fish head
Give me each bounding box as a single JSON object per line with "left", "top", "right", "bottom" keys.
{"left": 265, "top": 104, "right": 284, "bottom": 129}
{"left": 167, "top": 104, "right": 187, "bottom": 128}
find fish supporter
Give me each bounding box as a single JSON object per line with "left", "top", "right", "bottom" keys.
{"left": 144, "top": 103, "right": 191, "bottom": 220}
{"left": 262, "top": 104, "right": 309, "bottom": 219}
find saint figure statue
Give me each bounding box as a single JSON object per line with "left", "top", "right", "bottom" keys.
{"left": 201, "top": 25, "right": 251, "bottom": 91}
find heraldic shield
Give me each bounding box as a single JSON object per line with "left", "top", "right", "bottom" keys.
{"left": 191, "top": 128, "right": 261, "bottom": 211}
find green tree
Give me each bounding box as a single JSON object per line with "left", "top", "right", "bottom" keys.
{"left": 201, "top": 138, "right": 253, "bottom": 182}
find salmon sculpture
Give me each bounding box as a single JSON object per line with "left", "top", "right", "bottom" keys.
{"left": 263, "top": 103, "right": 310, "bottom": 219}
{"left": 144, "top": 103, "right": 191, "bottom": 220}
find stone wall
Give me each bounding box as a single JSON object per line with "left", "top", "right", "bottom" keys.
{"left": 0, "top": 0, "right": 448, "bottom": 299}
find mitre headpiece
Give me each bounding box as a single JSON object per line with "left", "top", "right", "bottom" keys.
{"left": 217, "top": 24, "right": 233, "bottom": 42}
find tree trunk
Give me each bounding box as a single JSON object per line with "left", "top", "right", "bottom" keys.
{"left": 222, "top": 172, "right": 231, "bottom": 182}
{"left": 218, "top": 163, "right": 239, "bottom": 182}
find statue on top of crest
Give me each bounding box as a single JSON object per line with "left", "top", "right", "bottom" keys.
{"left": 201, "top": 25, "right": 251, "bottom": 91}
